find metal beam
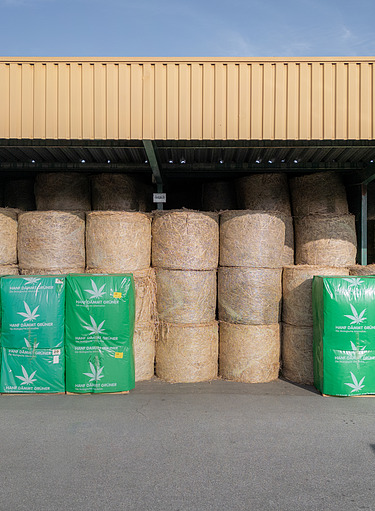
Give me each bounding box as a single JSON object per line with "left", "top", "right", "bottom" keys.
{"left": 143, "top": 140, "right": 163, "bottom": 210}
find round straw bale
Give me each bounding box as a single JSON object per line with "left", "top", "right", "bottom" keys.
{"left": 91, "top": 173, "right": 139, "bottom": 211}
{"left": 283, "top": 216, "right": 295, "bottom": 265}
{"left": 282, "top": 323, "right": 313, "bottom": 385}
{"left": 290, "top": 172, "right": 349, "bottom": 216}
{"left": 0, "top": 208, "right": 18, "bottom": 265}
{"left": 4, "top": 178, "right": 35, "bottom": 210}
{"left": 18, "top": 211, "right": 85, "bottom": 273}
{"left": 156, "top": 269, "right": 216, "bottom": 324}
{"left": 134, "top": 324, "right": 155, "bottom": 382}
{"left": 294, "top": 214, "right": 357, "bottom": 267}
{"left": 220, "top": 211, "right": 285, "bottom": 268}
{"left": 349, "top": 265, "right": 375, "bottom": 276}
{"left": 219, "top": 322, "right": 280, "bottom": 383}
{"left": 86, "top": 211, "right": 151, "bottom": 272}
{"left": 35, "top": 173, "right": 90, "bottom": 211}
{"left": 152, "top": 210, "right": 219, "bottom": 270}
{"left": 0, "top": 264, "right": 18, "bottom": 275}
{"left": 20, "top": 267, "right": 82, "bottom": 275}
{"left": 202, "top": 180, "right": 237, "bottom": 211}
{"left": 235, "top": 173, "right": 291, "bottom": 215}
{"left": 156, "top": 321, "right": 218, "bottom": 383}
{"left": 218, "top": 267, "right": 282, "bottom": 325}
{"left": 282, "top": 265, "right": 349, "bottom": 327}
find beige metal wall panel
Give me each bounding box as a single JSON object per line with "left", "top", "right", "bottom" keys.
{"left": 0, "top": 57, "right": 374, "bottom": 141}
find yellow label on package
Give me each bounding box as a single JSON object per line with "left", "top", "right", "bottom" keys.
{"left": 115, "top": 352, "right": 123, "bottom": 359}
{"left": 113, "top": 292, "right": 122, "bottom": 298}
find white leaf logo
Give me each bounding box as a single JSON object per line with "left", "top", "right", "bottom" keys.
{"left": 343, "top": 278, "right": 364, "bottom": 288}
{"left": 344, "top": 372, "right": 365, "bottom": 393}
{"left": 15, "top": 365, "right": 37, "bottom": 385}
{"left": 83, "top": 361, "right": 104, "bottom": 382}
{"left": 24, "top": 338, "right": 39, "bottom": 349}
{"left": 84, "top": 280, "right": 106, "bottom": 299}
{"left": 23, "top": 278, "right": 41, "bottom": 286}
{"left": 82, "top": 315, "right": 106, "bottom": 336}
{"left": 344, "top": 304, "right": 367, "bottom": 325}
{"left": 17, "top": 301, "right": 40, "bottom": 322}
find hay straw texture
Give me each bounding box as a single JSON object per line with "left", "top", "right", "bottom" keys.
{"left": 218, "top": 267, "right": 282, "bottom": 325}
{"left": 134, "top": 325, "right": 155, "bottom": 382}
{"left": 235, "top": 173, "right": 291, "bottom": 215}
{"left": 220, "top": 211, "right": 285, "bottom": 268}
{"left": 201, "top": 181, "right": 237, "bottom": 211}
{"left": 349, "top": 265, "right": 375, "bottom": 276}
{"left": 35, "top": 173, "right": 91, "bottom": 211}
{"left": 156, "top": 269, "right": 216, "bottom": 324}
{"left": 282, "top": 323, "right": 313, "bottom": 385}
{"left": 283, "top": 216, "right": 295, "bottom": 265}
{"left": 290, "top": 172, "right": 349, "bottom": 216}
{"left": 0, "top": 265, "right": 18, "bottom": 275}
{"left": 152, "top": 210, "right": 219, "bottom": 270}
{"left": 4, "top": 178, "right": 35, "bottom": 210}
{"left": 18, "top": 211, "right": 85, "bottom": 272}
{"left": 156, "top": 321, "right": 219, "bottom": 383}
{"left": 0, "top": 209, "right": 18, "bottom": 265}
{"left": 294, "top": 214, "right": 357, "bottom": 267}
{"left": 86, "top": 211, "right": 151, "bottom": 272}
{"left": 91, "top": 173, "right": 139, "bottom": 211}
{"left": 219, "top": 322, "right": 280, "bottom": 383}
{"left": 282, "top": 265, "right": 349, "bottom": 327}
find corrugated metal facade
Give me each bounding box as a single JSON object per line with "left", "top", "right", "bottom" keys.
{"left": 0, "top": 57, "right": 374, "bottom": 141}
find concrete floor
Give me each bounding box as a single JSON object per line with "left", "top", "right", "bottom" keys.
{"left": 0, "top": 378, "right": 374, "bottom": 511}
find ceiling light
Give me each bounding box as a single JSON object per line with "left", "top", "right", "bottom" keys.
{"left": 81, "top": 159, "right": 86, "bottom": 164}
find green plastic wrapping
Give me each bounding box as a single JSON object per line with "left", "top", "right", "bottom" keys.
{"left": 312, "top": 276, "right": 375, "bottom": 396}
{"left": 1, "top": 276, "right": 65, "bottom": 349}
{"left": 65, "top": 274, "right": 135, "bottom": 393}
{"left": 0, "top": 347, "right": 65, "bottom": 393}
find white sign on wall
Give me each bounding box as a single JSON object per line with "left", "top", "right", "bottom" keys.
{"left": 153, "top": 193, "right": 167, "bottom": 203}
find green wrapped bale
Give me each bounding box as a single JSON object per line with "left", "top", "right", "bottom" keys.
{"left": 1, "top": 275, "right": 65, "bottom": 349}
{"left": 0, "top": 347, "right": 65, "bottom": 393}
{"left": 312, "top": 276, "right": 375, "bottom": 396}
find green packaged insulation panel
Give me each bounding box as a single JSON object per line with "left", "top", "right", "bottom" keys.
{"left": 0, "top": 276, "right": 65, "bottom": 349}
{"left": 0, "top": 347, "right": 65, "bottom": 393}
{"left": 312, "top": 276, "right": 375, "bottom": 396}
{"left": 65, "top": 344, "right": 135, "bottom": 393}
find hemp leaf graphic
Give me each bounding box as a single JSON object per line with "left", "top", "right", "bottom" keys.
{"left": 85, "top": 280, "right": 106, "bottom": 299}
{"left": 82, "top": 316, "right": 106, "bottom": 336}
{"left": 24, "top": 338, "right": 39, "bottom": 349}
{"left": 83, "top": 361, "right": 104, "bottom": 382}
{"left": 344, "top": 372, "right": 365, "bottom": 393}
{"left": 344, "top": 304, "right": 366, "bottom": 325}
{"left": 343, "top": 278, "right": 364, "bottom": 288}
{"left": 15, "top": 365, "right": 37, "bottom": 385}
{"left": 23, "top": 278, "right": 41, "bottom": 286}
{"left": 17, "top": 301, "right": 40, "bottom": 322}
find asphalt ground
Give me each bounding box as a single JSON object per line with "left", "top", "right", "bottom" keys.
{"left": 0, "top": 378, "right": 374, "bottom": 511}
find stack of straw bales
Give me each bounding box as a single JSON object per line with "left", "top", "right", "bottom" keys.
{"left": 0, "top": 209, "right": 19, "bottom": 275}
{"left": 86, "top": 211, "right": 155, "bottom": 381}
{"left": 152, "top": 210, "right": 219, "bottom": 383}
{"left": 291, "top": 172, "right": 357, "bottom": 266}
{"left": 35, "top": 173, "right": 91, "bottom": 211}
{"left": 282, "top": 265, "right": 349, "bottom": 385}
{"left": 218, "top": 210, "right": 284, "bottom": 383}
{"left": 4, "top": 178, "right": 35, "bottom": 211}
{"left": 201, "top": 180, "right": 237, "bottom": 211}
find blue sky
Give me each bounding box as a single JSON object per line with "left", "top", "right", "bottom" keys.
{"left": 0, "top": 0, "right": 374, "bottom": 57}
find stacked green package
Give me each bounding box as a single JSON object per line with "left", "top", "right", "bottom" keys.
{"left": 0, "top": 276, "right": 66, "bottom": 393}
{"left": 312, "top": 276, "right": 375, "bottom": 396}
{"left": 65, "top": 274, "right": 135, "bottom": 393}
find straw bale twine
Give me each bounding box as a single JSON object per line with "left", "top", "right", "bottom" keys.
{"left": 349, "top": 265, "right": 375, "bottom": 276}
{"left": 134, "top": 324, "right": 155, "bottom": 382}
{"left": 283, "top": 216, "right": 295, "bottom": 265}
{"left": 282, "top": 265, "right": 349, "bottom": 327}
{"left": 219, "top": 322, "right": 280, "bottom": 383}
{"left": 4, "top": 178, "right": 35, "bottom": 210}
{"left": 91, "top": 173, "right": 139, "bottom": 211}
{"left": 156, "top": 269, "right": 216, "bottom": 324}
{"left": 0, "top": 264, "right": 18, "bottom": 275}
{"left": 18, "top": 211, "right": 85, "bottom": 273}
{"left": 156, "top": 321, "right": 218, "bottom": 383}
{"left": 294, "top": 214, "right": 357, "bottom": 267}
{"left": 290, "top": 172, "right": 348, "bottom": 216}
{"left": 0, "top": 209, "right": 18, "bottom": 265}
{"left": 201, "top": 180, "right": 237, "bottom": 211}
{"left": 35, "top": 173, "right": 90, "bottom": 211}
{"left": 152, "top": 210, "right": 219, "bottom": 270}
{"left": 86, "top": 211, "right": 151, "bottom": 272}
{"left": 218, "top": 267, "right": 282, "bottom": 325}
{"left": 235, "top": 173, "right": 291, "bottom": 215}
{"left": 220, "top": 211, "right": 285, "bottom": 268}
{"left": 282, "top": 324, "right": 313, "bottom": 385}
